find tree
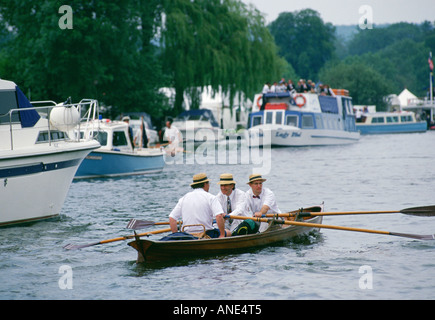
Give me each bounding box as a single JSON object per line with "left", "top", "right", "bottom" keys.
{"left": 0, "top": 1, "right": 166, "bottom": 118}
{"left": 268, "top": 9, "right": 336, "bottom": 80}
{"left": 160, "top": 0, "right": 282, "bottom": 114}
{"left": 319, "top": 59, "right": 392, "bottom": 110}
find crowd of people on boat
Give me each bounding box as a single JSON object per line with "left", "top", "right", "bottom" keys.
{"left": 168, "top": 172, "right": 282, "bottom": 239}
{"left": 262, "top": 78, "right": 335, "bottom": 96}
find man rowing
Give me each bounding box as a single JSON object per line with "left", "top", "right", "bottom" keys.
{"left": 215, "top": 173, "right": 250, "bottom": 235}
{"left": 169, "top": 173, "right": 227, "bottom": 238}
{"left": 246, "top": 173, "right": 282, "bottom": 232}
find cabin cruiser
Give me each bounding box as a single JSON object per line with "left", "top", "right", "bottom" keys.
{"left": 0, "top": 79, "right": 100, "bottom": 226}
{"left": 75, "top": 117, "right": 165, "bottom": 179}
{"left": 246, "top": 90, "right": 360, "bottom": 147}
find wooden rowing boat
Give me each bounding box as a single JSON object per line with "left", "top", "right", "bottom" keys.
{"left": 128, "top": 206, "right": 323, "bottom": 263}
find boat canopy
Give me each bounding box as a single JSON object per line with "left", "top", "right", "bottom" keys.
{"left": 0, "top": 80, "right": 40, "bottom": 127}
{"left": 176, "top": 109, "right": 219, "bottom": 127}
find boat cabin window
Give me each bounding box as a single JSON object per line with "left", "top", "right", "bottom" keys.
{"left": 95, "top": 131, "right": 108, "bottom": 146}
{"left": 265, "top": 112, "right": 273, "bottom": 124}
{"left": 372, "top": 117, "right": 384, "bottom": 123}
{"left": 275, "top": 111, "right": 283, "bottom": 125}
{"left": 113, "top": 131, "right": 128, "bottom": 146}
{"left": 315, "top": 114, "right": 323, "bottom": 129}
{"left": 252, "top": 115, "right": 262, "bottom": 127}
{"left": 286, "top": 115, "right": 298, "bottom": 127}
{"left": 401, "top": 115, "right": 413, "bottom": 122}
{"left": 302, "top": 115, "right": 314, "bottom": 128}
{"left": 36, "top": 130, "right": 67, "bottom": 143}
{"left": 386, "top": 116, "right": 399, "bottom": 123}
{"left": 0, "top": 90, "right": 20, "bottom": 124}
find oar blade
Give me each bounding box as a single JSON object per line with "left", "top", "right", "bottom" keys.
{"left": 390, "top": 232, "right": 435, "bottom": 240}
{"left": 126, "top": 219, "right": 155, "bottom": 230}
{"left": 400, "top": 205, "right": 435, "bottom": 217}
{"left": 63, "top": 242, "right": 100, "bottom": 250}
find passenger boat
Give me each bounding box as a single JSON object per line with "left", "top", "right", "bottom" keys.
{"left": 356, "top": 111, "right": 427, "bottom": 134}
{"left": 0, "top": 79, "right": 100, "bottom": 227}
{"left": 170, "top": 109, "right": 224, "bottom": 144}
{"left": 246, "top": 90, "right": 360, "bottom": 147}
{"left": 128, "top": 206, "right": 323, "bottom": 263}
{"left": 74, "top": 118, "right": 165, "bottom": 178}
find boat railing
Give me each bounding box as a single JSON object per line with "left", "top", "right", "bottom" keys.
{"left": 4, "top": 99, "right": 100, "bottom": 151}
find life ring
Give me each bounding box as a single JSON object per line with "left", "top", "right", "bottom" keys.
{"left": 256, "top": 95, "right": 262, "bottom": 109}
{"left": 294, "top": 94, "right": 306, "bottom": 108}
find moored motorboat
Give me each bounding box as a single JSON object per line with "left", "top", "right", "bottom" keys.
{"left": 170, "top": 109, "right": 224, "bottom": 144}
{"left": 356, "top": 111, "right": 427, "bottom": 134}
{"left": 246, "top": 90, "right": 360, "bottom": 147}
{"left": 0, "top": 79, "right": 100, "bottom": 227}
{"left": 74, "top": 118, "right": 165, "bottom": 179}
{"left": 128, "top": 206, "right": 323, "bottom": 263}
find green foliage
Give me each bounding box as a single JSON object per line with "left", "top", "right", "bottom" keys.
{"left": 332, "top": 21, "right": 435, "bottom": 99}
{"left": 268, "top": 9, "right": 336, "bottom": 80}
{"left": 160, "top": 0, "right": 282, "bottom": 114}
{"left": 0, "top": 0, "right": 281, "bottom": 119}
{"left": 319, "top": 58, "right": 392, "bottom": 110}
{"left": 0, "top": 0, "right": 167, "bottom": 119}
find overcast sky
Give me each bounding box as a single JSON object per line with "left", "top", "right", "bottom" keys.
{"left": 241, "top": 0, "right": 435, "bottom": 25}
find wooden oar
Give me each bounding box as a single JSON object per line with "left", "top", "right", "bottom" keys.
{"left": 227, "top": 215, "right": 435, "bottom": 241}
{"left": 63, "top": 227, "right": 172, "bottom": 250}
{"left": 269, "top": 205, "right": 435, "bottom": 219}
{"left": 126, "top": 219, "right": 170, "bottom": 230}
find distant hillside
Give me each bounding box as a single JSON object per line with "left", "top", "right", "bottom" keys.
{"left": 335, "top": 24, "right": 391, "bottom": 42}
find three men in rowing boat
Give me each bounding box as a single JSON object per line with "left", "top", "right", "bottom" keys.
{"left": 169, "top": 172, "right": 281, "bottom": 237}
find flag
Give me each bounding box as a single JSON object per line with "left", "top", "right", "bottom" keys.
{"left": 429, "top": 53, "right": 434, "bottom": 72}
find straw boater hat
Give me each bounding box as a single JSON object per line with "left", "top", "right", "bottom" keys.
{"left": 190, "top": 173, "right": 211, "bottom": 187}
{"left": 247, "top": 173, "right": 266, "bottom": 184}
{"left": 217, "top": 173, "right": 236, "bottom": 185}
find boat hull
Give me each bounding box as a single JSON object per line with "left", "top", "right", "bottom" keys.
{"left": 357, "top": 122, "right": 427, "bottom": 134}
{"left": 128, "top": 207, "right": 323, "bottom": 263}
{"left": 248, "top": 126, "right": 360, "bottom": 147}
{"left": 0, "top": 142, "right": 98, "bottom": 226}
{"left": 75, "top": 149, "right": 165, "bottom": 179}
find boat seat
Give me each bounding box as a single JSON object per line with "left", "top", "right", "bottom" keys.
{"left": 182, "top": 224, "right": 210, "bottom": 239}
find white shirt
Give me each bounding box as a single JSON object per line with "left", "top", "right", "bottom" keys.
{"left": 245, "top": 187, "right": 281, "bottom": 232}
{"left": 216, "top": 188, "right": 250, "bottom": 232}
{"left": 169, "top": 188, "right": 224, "bottom": 233}
{"left": 164, "top": 125, "right": 181, "bottom": 144}
{"left": 262, "top": 84, "right": 269, "bottom": 94}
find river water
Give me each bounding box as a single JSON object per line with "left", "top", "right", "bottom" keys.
{"left": 1, "top": 132, "right": 434, "bottom": 301}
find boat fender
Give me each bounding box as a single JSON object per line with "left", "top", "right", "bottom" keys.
{"left": 294, "top": 94, "right": 306, "bottom": 108}
{"left": 50, "top": 105, "right": 80, "bottom": 131}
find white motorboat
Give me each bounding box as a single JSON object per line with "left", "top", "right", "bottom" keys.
{"left": 0, "top": 79, "right": 100, "bottom": 227}
{"left": 74, "top": 118, "right": 165, "bottom": 179}
{"left": 246, "top": 90, "right": 360, "bottom": 147}
{"left": 171, "top": 109, "right": 224, "bottom": 143}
